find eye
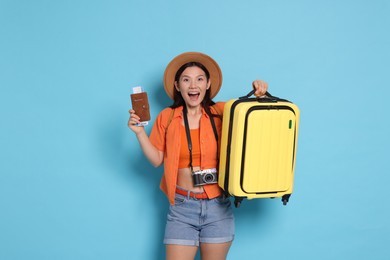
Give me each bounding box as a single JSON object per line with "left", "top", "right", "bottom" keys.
{"left": 197, "top": 77, "right": 204, "bottom": 81}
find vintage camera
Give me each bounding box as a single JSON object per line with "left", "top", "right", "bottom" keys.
{"left": 192, "top": 168, "right": 218, "bottom": 186}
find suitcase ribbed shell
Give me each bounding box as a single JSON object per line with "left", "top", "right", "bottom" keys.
{"left": 218, "top": 97, "right": 300, "bottom": 203}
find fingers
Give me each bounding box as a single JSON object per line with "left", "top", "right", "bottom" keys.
{"left": 128, "top": 110, "right": 141, "bottom": 127}
{"left": 252, "top": 80, "right": 268, "bottom": 97}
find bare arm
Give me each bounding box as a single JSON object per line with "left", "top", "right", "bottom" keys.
{"left": 128, "top": 109, "right": 164, "bottom": 167}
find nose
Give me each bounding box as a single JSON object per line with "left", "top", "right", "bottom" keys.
{"left": 190, "top": 80, "right": 197, "bottom": 88}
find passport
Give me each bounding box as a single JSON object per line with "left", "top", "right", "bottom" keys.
{"left": 131, "top": 91, "right": 150, "bottom": 122}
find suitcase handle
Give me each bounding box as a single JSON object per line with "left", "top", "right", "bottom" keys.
{"left": 239, "top": 90, "right": 290, "bottom": 103}
{"left": 239, "top": 90, "right": 275, "bottom": 99}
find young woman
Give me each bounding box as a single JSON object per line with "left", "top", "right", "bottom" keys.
{"left": 128, "top": 52, "right": 268, "bottom": 260}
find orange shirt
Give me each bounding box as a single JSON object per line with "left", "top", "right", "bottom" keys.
{"left": 149, "top": 102, "right": 225, "bottom": 205}
{"left": 178, "top": 126, "right": 201, "bottom": 168}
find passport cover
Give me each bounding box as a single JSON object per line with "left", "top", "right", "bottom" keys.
{"left": 131, "top": 92, "right": 150, "bottom": 122}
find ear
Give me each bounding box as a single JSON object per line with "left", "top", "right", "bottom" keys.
{"left": 174, "top": 81, "right": 180, "bottom": 92}
{"left": 206, "top": 80, "right": 211, "bottom": 90}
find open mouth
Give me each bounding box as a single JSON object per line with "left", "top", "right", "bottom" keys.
{"left": 188, "top": 92, "right": 200, "bottom": 101}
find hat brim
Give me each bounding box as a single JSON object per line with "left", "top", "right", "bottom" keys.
{"left": 163, "top": 52, "right": 222, "bottom": 100}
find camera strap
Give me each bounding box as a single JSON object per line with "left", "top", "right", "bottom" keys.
{"left": 183, "top": 106, "right": 219, "bottom": 173}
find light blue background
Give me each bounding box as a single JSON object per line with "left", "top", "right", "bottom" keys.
{"left": 1, "top": 0, "right": 389, "bottom": 259}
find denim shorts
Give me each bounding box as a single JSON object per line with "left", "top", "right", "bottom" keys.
{"left": 163, "top": 188, "right": 235, "bottom": 246}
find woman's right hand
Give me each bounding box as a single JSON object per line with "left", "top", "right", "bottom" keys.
{"left": 128, "top": 109, "right": 145, "bottom": 135}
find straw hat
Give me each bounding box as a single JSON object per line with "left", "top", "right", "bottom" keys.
{"left": 163, "top": 52, "right": 223, "bottom": 100}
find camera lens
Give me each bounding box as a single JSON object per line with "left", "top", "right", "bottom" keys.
{"left": 203, "top": 173, "right": 216, "bottom": 183}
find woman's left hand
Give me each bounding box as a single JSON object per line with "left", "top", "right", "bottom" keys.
{"left": 252, "top": 80, "right": 268, "bottom": 97}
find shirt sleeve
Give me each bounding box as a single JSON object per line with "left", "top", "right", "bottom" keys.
{"left": 214, "top": 101, "right": 225, "bottom": 116}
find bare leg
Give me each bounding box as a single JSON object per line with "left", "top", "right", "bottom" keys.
{"left": 200, "top": 242, "right": 232, "bottom": 260}
{"left": 166, "top": 245, "right": 198, "bottom": 260}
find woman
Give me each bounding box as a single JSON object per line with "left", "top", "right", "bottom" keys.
{"left": 128, "top": 52, "right": 268, "bottom": 260}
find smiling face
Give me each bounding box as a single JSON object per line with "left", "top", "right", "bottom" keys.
{"left": 174, "top": 66, "right": 211, "bottom": 109}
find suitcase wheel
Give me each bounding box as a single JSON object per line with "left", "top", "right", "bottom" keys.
{"left": 282, "top": 194, "right": 291, "bottom": 205}
{"left": 234, "top": 197, "right": 244, "bottom": 208}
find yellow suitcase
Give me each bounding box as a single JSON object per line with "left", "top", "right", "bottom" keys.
{"left": 218, "top": 91, "right": 300, "bottom": 207}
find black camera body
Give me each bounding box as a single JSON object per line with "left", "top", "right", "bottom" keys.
{"left": 192, "top": 168, "right": 218, "bottom": 187}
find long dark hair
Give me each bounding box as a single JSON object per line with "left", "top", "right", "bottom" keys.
{"left": 169, "top": 62, "right": 219, "bottom": 117}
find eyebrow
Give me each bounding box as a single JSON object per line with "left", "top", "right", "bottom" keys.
{"left": 180, "top": 74, "right": 206, "bottom": 78}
